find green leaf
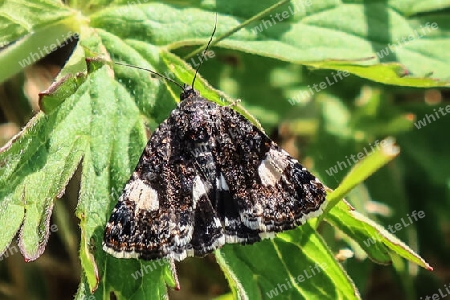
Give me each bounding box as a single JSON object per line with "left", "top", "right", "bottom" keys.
{"left": 306, "top": 61, "right": 450, "bottom": 87}
{"left": 0, "top": 106, "right": 86, "bottom": 260}
{"left": 326, "top": 200, "right": 432, "bottom": 270}
{"left": 0, "top": 0, "right": 73, "bottom": 44}
{"left": 217, "top": 222, "right": 360, "bottom": 300}
{"left": 322, "top": 137, "right": 400, "bottom": 217}
{"left": 88, "top": 2, "right": 450, "bottom": 85}
{"left": 0, "top": 0, "right": 77, "bottom": 83}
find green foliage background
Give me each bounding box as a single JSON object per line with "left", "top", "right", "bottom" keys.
{"left": 0, "top": 0, "right": 449, "bottom": 299}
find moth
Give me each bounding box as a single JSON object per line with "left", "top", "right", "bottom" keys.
{"left": 102, "top": 84, "right": 327, "bottom": 261}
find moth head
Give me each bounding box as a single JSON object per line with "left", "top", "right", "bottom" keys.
{"left": 180, "top": 85, "right": 200, "bottom": 101}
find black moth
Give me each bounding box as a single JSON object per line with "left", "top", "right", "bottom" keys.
{"left": 102, "top": 83, "right": 327, "bottom": 261}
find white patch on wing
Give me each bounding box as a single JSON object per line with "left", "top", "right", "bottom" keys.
{"left": 125, "top": 179, "right": 159, "bottom": 213}
{"left": 225, "top": 235, "right": 252, "bottom": 244}
{"left": 296, "top": 198, "right": 328, "bottom": 226}
{"left": 102, "top": 243, "right": 139, "bottom": 259}
{"left": 169, "top": 234, "right": 225, "bottom": 261}
{"left": 192, "top": 175, "right": 208, "bottom": 208}
{"left": 258, "top": 148, "right": 290, "bottom": 186}
{"left": 169, "top": 251, "right": 188, "bottom": 262}
{"left": 239, "top": 203, "right": 265, "bottom": 230}
{"left": 214, "top": 216, "right": 222, "bottom": 228}
{"left": 216, "top": 172, "right": 229, "bottom": 191}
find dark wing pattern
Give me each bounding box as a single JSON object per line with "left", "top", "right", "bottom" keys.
{"left": 103, "top": 87, "right": 327, "bottom": 261}
{"left": 213, "top": 105, "right": 327, "bottom": 242}
{"left": 103, "top": 113, "right": 224, "bottom": 261}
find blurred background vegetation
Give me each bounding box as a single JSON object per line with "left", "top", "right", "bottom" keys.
{"left": 1, "top": 0, "right": 450, "bottom": 299}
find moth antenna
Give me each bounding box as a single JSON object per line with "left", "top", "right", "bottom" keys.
{"left": 114, "top": 61, "right": 185, "bottom": 90}
{"left": 191, "top": 13, "right": 218, "bottom": 89}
